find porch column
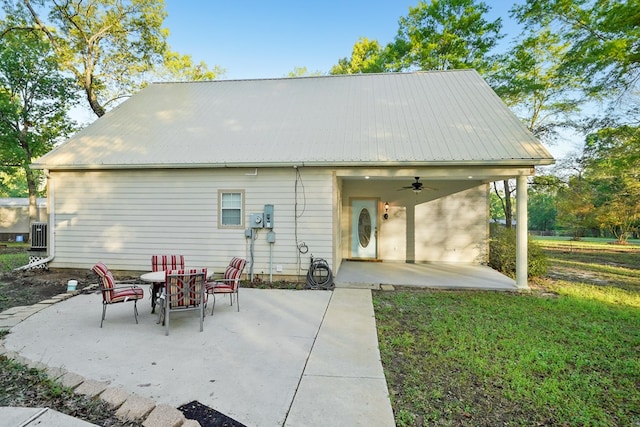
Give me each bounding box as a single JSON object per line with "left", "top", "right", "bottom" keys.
{"left": 516, "top": 175, "right": 528, "bottom": 288}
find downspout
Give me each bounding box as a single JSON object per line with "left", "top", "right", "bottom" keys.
{"left": 15, "top": 170, "right": 55, "bottom": 270}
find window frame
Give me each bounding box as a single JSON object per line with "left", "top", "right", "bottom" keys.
{"left": 218, "top": 190, "right": 245, "bottom": 229}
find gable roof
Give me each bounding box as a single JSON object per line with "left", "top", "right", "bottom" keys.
{"left": 33, "top": 70, "right": 553, "bottom": 170}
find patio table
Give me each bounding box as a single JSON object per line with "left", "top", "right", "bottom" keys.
{"left": 140, "top": 269, "right": 214, "bottom": 314}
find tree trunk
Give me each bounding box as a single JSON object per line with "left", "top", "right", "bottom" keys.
{"left": 503, "top": 179, "right": 513, "bottom": 229}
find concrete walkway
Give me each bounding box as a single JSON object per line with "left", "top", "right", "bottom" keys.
{"left": 335, "top": 260, "right": 518, "bottom": 290}
{"left": 0, "top": 286, "right": 395, "bottom": 427}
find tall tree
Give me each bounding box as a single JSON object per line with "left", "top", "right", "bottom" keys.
{"left": 330, "top": 37, "right": 386, "bottom": 75}
{"left": 489, "top": 26, "right": 582, "bottom": 142}
{"left": 583, "top": 126, "right": 640, "bottom": 242}
{"left": 512, "top": 0, "right": 640, "bottom": 103}
{"left": 487, "top": 23, "right": 583, "bottom": 227}
{"left": 2, "top": 0, "right": 221, "bottom": 118}
{"left": 556, "top": 174, "right": 597, "bottom": 239}
{"left": 386, "top": 0, "right": 502, "bottom": 72}
{"left": 0, "top": 30, "right": 77, "bottom": 221}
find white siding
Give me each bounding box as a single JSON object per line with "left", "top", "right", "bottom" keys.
{"left": 341, "top": 178, "right": 488, "bottom": 263}
{"left": 414, "top": 185, "right": 489, "bottom": 263}
{"left": 0, "top": 199, "right": 47, "bottom": 234}
{"left": 49, "top": 168, "right": 335, "bottom": 276}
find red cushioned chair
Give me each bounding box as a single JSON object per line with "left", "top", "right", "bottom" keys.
{"left": 92, "top": 262, "right": 144, "bottom": 328}
{"left": 161, "top": 268, "right": 207, "bottom": 336}
{"left": 205, "top": 257, "right": 246, "bottom": 315}
{"left": 150, "top": 255, "right": 185, "bottom": 313}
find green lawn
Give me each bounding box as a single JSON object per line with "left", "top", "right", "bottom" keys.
{"left": 374, "top": 238, "right": 640, "bottom": 426}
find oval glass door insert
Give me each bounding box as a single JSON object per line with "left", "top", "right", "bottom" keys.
{"left": 358, "top": 208, "right": 372, "bottom": 247}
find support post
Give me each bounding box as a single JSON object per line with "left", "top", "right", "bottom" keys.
{"left": 516, "top": 175, "right": 528, "bottom": 288}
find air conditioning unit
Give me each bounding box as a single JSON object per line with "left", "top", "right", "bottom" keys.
{"left": 31, "top": 222, "right": 47, "bottom": 250}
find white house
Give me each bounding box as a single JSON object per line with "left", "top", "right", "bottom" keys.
{"left": 31, "top": 70, "right": 553, "bottom": 286}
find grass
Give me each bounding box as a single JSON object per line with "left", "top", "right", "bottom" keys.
{"left": 0, "top": 243, "right": 29, "bottom": 271}
{"left": 1, "top": 238, "right": 639, "bottom": 426}
{"left": 374, "top": 237, "right": 640, "bottom": 426}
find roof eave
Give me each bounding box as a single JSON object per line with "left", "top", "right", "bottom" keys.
{"left": 31, "top": 158, "right": 556, "bottom": 171}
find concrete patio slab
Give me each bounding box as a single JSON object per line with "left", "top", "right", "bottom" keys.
{"left": 335, "top": 260, "right": 517, "bottom": 290}
{"left": 2, "top": 286, "right": 394, "bottom": 427}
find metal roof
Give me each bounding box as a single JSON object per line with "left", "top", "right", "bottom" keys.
{"left": 33, "top": 70, "right": 554, "bottom": 170}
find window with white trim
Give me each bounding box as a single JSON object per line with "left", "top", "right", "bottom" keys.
{"left": 219, "top": 190, "right": 244, "bottom": 228}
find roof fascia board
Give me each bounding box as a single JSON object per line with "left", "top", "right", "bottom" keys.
{"left": 31, "top": 159, "right": 554, "bottom": 172}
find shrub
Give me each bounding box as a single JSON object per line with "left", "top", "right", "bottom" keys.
{"left": 489, "top": 227, "right": 547, "bottom": 278}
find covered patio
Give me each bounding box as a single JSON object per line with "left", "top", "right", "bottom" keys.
{"left": 334, "top": 260, "right": 517, "bottom": 290}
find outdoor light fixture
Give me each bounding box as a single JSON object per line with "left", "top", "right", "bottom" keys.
{"left": 383, "top": 201, "right": 389, "bottom": 220}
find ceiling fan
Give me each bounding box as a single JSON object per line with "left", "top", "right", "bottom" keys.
{"left": 398, "top": 177, "right": 434, "bottom": 193}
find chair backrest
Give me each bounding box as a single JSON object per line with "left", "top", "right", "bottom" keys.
{"left": 222, "top": 265, "right": 243, "bottom": 291}
{"left": 165, "top": 268, "right": 206, "bottom": 308}
{"left": 151, "top": 255, "right": 185, "bottom": 272}
{"left": 229, "top": 257, "right": 246, "bottom": 272}
{"left": 92, "top": 262, "right": 116, "bottom": 302}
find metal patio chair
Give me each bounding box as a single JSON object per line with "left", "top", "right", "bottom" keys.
{"left": 92, "top": 262, "right": 144, "bottom": 328}
{"left": 161, "top": 268, "right": 207, "bottom": 336}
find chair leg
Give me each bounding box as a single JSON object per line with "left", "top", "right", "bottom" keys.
{"left": 210, "top": 294, "right": 216, "bottom": 316}
{"left": 165, "top": 307, "right": 170, "bottom": 336}
{"left": 133, "top": 300, "right": 139, "bottom": 324}
{"left": 101, "top": 303, "right": 107, "bottom": 328}
{"left": 236, "top": 290, "right": 240, "bottom": 312}
{"left": 199, "top": 303, "right": 204, "bottom": 332}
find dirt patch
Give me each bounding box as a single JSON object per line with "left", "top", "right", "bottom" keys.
{"left": 0, "top": 268, "right": 101, "bottom": 313}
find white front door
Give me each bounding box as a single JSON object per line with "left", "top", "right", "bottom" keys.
{"left": 351, "top": 199, "right": 378, "bottom": 259}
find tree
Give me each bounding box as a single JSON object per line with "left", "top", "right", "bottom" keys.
{"left": 556, "top": 174, "right": 597, "bottom": 239}
{"left": 489, "top": 25, "right": 582, "bottom": 142}
{"left": 2, "top": 0, "right": 221, "bottom": 118}
{"left": 0, "top": 170, "right": 28, "bottom": 197}
{"left": 286, "top": 66, "right": 323, "bottom": 77}
{"left": 386, "top": 0, "right": 502, "bottom": 72}
{"left": 0, "top": 30, "right": 77, "bottom": 221}
{"left": 512, "top": 0, "right": 640, "bottom": 102}
{"left": 528, "top": 175, "right": 562, "bottom": 232}
{"left": 157, "top": 51, "right": 225, "bottom": 82}
{"left": 583, "top": 126, "right": 640, "bottom": 242}
{"left": 330, "top": 37, "right": 386, "bottom": 75}
{"left": 491, "top": 181, "right": 514, "bottom": 228}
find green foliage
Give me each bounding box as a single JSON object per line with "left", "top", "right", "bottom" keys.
{"left": 527, "top": 176, "right": 562, "bottom": 231}
{"left": 556, "top": 174, "right": 598, "bottom": 239}
{"left": 330, "top": 37, "right": 386, "bottom": 74}
{"left": 488, "top": 24, "right": 582, "bottom": 141}
{"left": 489, "top": 227, "right": 547, "bottom": 278}
{"left": 286, "top": 66, "right": 323, "bottom": 77}
{"left": 0, "top": 28, "right": 77, "bottom": 212}
{"left": 578, "top": 126, "right": 640, "bottom": 242}
{"left": 0, "top": 170, "right": 28, "bottom": 197}
{"left": 2, "top": 0, "right": 220, "bottom": 117}
{"left": 387, "top": 0, "right": 502, "bottom": 72}
{"left": 331, "top": 0, "right": 502, "bottom": 75}
{"left": 513, "top": 0, "right": 640, "bottom": 99}
{"left": 158, "top": 51, "right": 225, "bottom": 81}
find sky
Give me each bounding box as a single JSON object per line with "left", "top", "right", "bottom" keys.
{"left": 159, "top": 0, "right": 578, "bottom": 159}
{"left": 67, "top": 1, "right": 575, "bottom": 159}
{"left": 162, "top": 0, "right": 523, "bottom": 80}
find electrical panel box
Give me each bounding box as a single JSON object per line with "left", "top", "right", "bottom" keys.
{"left": 250, "top": 213, "right": 264, "bottom": 228}
{"left": 264, "top": 204, "right": 274, "bottom": 229}
{"left": 267, "top": 231, "right": 276, "bottom": 243}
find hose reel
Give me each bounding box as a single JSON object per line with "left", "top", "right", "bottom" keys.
{"left": 305, "top": 256, "right": 334, "bottom": 290}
